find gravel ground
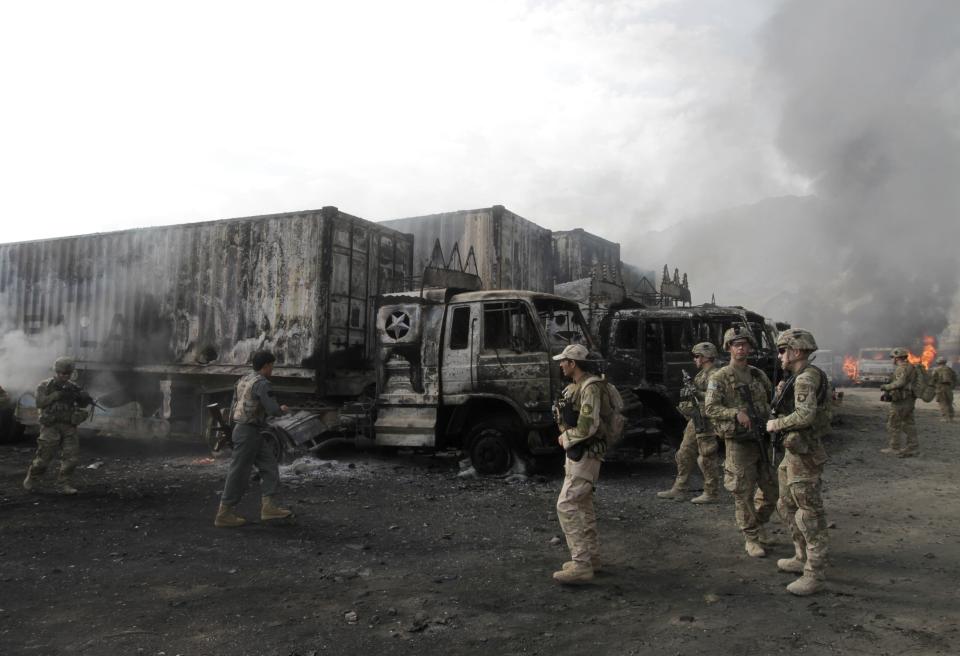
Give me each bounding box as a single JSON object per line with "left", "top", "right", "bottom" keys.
{"left": 0, "top": 387, "right": 957, "bottom": 656}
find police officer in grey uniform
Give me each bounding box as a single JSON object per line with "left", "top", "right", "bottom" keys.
{"left": 215, "top": 350, "right": 293, "bottom": 528}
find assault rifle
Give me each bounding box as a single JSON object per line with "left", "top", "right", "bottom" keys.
{"left": 553, "top": 392, "right": 586, "bottom": 462}
{"left": 51, "top": 381, "right": 99, "bottom": 410}
{"left": 680, "top": 370, "right": 706, "bottom": 433}
{"left": 734, "top": 383, "right": 771, "bottom": 468}
{"left": 768, "top": 374, "right": 797, "bottom": 464}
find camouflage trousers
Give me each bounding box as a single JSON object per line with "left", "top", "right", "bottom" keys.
{"left": 777, "top": 454, "right": 828, "bottom": 578}
{"left": 673, "top": 420, "right": 721, "bottom": 496}
{"left": 722, "top": 438, "right": 777, "bottom": 541}
{"left": 556, "top": 455, "right": 602, "bottom": 566}
{"left": 886, "top": 401, "right": 918, "bottom": 451}
{"left": 221, "top": 423, "right": 281, "bottom": 507}
{"left": 935, "top": 388, "right": 954, "bottom": 420}
{"left": 28, "top": 423, "right": 80, "bottom": 482}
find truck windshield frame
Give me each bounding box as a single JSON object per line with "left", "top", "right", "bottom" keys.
{"left": 533, "top": 298, "right": 592, "bottom": 352}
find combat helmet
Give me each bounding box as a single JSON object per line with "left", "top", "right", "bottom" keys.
{"left": 54, "top": 356, "right": 75, "bottom": 374}
{"left": 691, "top": 342, "right": 719, "bottom": 359}
{"left": 890, "top": 347, "right": 910, "bottom": 359}
{"left": 722, "top": 325, "right": 757, "bottom": 350}
{"left": 935, "top": 356, "right": 947, "bottom": 365}
{"left": 776, "top": 328, "right": 818, "bottom": 352}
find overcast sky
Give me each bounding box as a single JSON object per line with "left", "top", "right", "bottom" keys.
{"left": 0, "top": 0, "right": 805, "bottom": 245}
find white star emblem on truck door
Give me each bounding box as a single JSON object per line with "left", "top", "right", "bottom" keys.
{"left": 385, "top": 311, "right": 411, "bottom": 340}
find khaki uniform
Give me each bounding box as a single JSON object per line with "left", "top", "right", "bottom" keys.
{"left": 27, "top": 378, "right": 89, "bottom": 487}
{"left": 769, "top": 365, "right": 831, "bottom": 581}
{"left": 556, "top": 376, "right": 614, "bottom": 567}
{"left": 881, "top": 363, "right": 918, "bottom": 453}
{"left": 931, "top": 364, "right": 957, "bottom": 421}
{"left": 673, "top": 365, "right": 721, "bottom": 496}
{"left": 705, "top": 363, "right": 775, "bottom": 542}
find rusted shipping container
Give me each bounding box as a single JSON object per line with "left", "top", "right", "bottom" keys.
{"left": 0, "top": 207, "right": 413, "bottom": 437}
{"left": 551, "top": 228, "right": 621, "bottom": 285}
{"left": 380, "top": 205, "right": 554, "bottom": 292}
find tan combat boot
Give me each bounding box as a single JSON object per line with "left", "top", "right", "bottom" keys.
{"left": 656, "top": 485, "right": 687, "bottom": 500}
{"left": 214, "top": 504, "right": 247, "bottom": 528}
{"left": 23, "top": 471, "right": 37, "bottom": 492}
{"left": 744, "top": 539, "right": 766, "bottom": 558}
{"left": 690, "top": 492, "right": 718, "bottom": 504}
{"left": 786, "top": 572, "right": 824, "bottom": 596}
{"left": 553, "top": 562, "right": 594, "bottom": 585}
{"left": 562, "top": 556, "right": 602, "bottom": 573}
{"left": 879, "top": 448, "right": 899, "bottom": 455}
{"left": 897, "top": 449, "right": 917, "bottom": 458}
{"left": 777, "top": 557, "right": 806, "bottom": 574}
{"left": 261, "top": 496, "right": 293, "bottom": 521}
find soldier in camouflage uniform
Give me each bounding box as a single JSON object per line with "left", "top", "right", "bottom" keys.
{"left": 880, "top": 348, "right": 919, "bottom": 457}
{"left": 657, "top": 342, "right": 722, "bottom": 504}
{"left": 931, "top": 356, "right": 957, "bottom": 422}
{"left": 215, "top": 350, "right": 293, "bottom": 528}
{"left": 551, "top": 343, "right": 616, "bottom": 585}
{"left": 705, "top": 326, "right": 776, "bottom": 558}
{"left": 23, "top": 357, "right": 93, "bottom": 495}
{"left": 766, "top": 329, "right": 832, "bottom": 596}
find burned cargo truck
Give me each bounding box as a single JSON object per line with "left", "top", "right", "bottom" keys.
{"left": 0, "top": 207, "right": 414, "bottom": 442}
{"left": 372, "top": 277, "right": 595, "bottom": 474}
{"left": 555, "top": 275, "right": 779, "bottom": 454}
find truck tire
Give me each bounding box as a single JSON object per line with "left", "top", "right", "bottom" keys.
{"left": 466, "top": 419, "right": 516, "bottom": 475}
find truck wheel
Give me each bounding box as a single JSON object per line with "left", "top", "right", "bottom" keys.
{"left": 466, "top": 420, "right": 515, "bottom": 475}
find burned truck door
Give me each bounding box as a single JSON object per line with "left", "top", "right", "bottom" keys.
{"left": 475, "top": 301, "right": 552, "bottom": 411}
{"left": 440, "top": 303, "right": 478, "bottom": 399}
{"left": 642, "top": 320, "right": 665, "bottom": 384}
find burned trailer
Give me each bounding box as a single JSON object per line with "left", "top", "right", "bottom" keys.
{"left": 371, "top": 276, "right": 595, "bottom": 474}
{"left": 0, "top": 207, "right": 413, "bottom": 445}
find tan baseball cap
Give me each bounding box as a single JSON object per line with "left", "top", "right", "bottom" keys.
{"left": 552, "top": 343, "right": 589, "bottom": 361}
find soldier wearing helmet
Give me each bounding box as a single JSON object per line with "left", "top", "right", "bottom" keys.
{"left": 657, "top": 341, "right": 722, "bottom": 504}
{"left": 930, "top": 356, "right": 957, "bottom": 422}
{"left": 705, "top": 325, "right": 775, "bottom": 559}
{"left": 765, "top": 329, "right": 831, "bottom": 596}
{"left": 880, "top": 347, "right": 919, "bottom": 457}
{"left": 23, "top": 357, "right": 94, "bottom": 495}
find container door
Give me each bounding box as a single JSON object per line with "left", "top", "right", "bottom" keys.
{"left": 475, "top": 301, "right": 552, "bottom": 411}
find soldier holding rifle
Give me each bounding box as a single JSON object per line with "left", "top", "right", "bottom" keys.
{"left": 705, "top": 326, "right": 776, "bottom": 558}
{"left": 23, "top": 357, "right": 94, "bottom": 495}
{"left": 657, "top": 342, "right": 722, "bottom": 504}
{"left": 766, "top": 329, "right": 831, "bottom": 596}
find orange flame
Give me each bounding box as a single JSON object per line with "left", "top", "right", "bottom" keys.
{"left": 842, "top": 355, "right": 858, "bottom": 380}
{"left": 906, "top": 336, "right": 937, "bottom": 369}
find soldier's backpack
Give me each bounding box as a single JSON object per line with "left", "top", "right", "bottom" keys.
{"left": 913, "top": 364, "right": 937, "bottom": 403}
{"left": 582, "top": 376, "right": 626, "bottom": 446}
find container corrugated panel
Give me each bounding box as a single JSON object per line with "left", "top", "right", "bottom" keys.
{"left": 380, "top": 205, "right": 554, "bottom": 292}
{"left": 0, "top": 207, "right": 413, "bottom": 384}
{"left": 551, "top": 229, "right": 622, "bottom": 285}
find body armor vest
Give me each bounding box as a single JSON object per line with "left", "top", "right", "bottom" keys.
{"left": 231, "top": 373, "right": 267, "bottom": 425}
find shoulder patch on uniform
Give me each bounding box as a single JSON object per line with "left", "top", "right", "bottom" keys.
{"left": 797, "top": 393, "right": 807, "bottom": 402}
{"left": 708, "top": 380, "right": 719, "bottom": 390}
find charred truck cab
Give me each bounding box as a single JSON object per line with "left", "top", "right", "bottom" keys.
{"left": 373, "top": 281, "right": 593, "bottom": 474}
